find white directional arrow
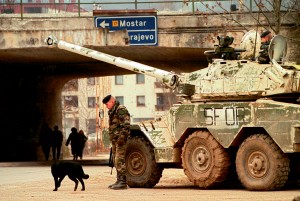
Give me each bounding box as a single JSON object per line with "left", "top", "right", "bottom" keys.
{"left": 100, "top": 20, "right": 109, "bottom": 28}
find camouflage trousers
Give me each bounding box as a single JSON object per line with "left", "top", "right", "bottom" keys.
{"left": 112, "top": 140, "right": 126, "bottom": 175}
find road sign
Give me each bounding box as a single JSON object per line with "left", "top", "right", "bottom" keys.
{"left": 94, "top": 16, "right": 157, "bottom": 46}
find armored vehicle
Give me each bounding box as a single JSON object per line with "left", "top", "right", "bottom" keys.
{"left": 46, "top": 33, "right": 300, "bottom": 191}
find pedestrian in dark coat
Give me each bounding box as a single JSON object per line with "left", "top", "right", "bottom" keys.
{"left": 52, "top": 125, "right": 63, "bottom": 160}
{"left": 78, "top": 130, "right": 88, "bottom": 159}
{"left": 66, "top": 127, "right": 81, "bottom": 160}
{"left": 39, "top": 122, "right": 53, "bottom": 161}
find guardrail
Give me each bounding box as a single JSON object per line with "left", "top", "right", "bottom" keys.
{"left": 0, "top": 0, "right": 248, "bottom": 19}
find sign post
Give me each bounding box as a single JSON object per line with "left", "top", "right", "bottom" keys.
{"left": 94, "top": 15, "right": 158, "bottom": 46}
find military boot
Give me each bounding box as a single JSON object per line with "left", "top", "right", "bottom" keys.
{"left": 111, "top": 175, "right": 127, "bottom": 190}
{"left": 108, "top": 173, "right": 120, "bottom": 188}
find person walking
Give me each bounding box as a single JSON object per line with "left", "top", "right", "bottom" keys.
{"left": 102, "top": 95, "right": 131, "bottom": 190}
{"left": 52, "top": 125, "right": 63, "bottom": 160}
{"left": 78, "top": 129, "right": 87, "bottom": 159}
{"left": 65, "top": 127, "right": 81, "bottom": 160}
{"left": 39, "top": 122, "right": 52, "bottom": 161}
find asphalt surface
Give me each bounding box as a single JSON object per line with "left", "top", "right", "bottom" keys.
{"left": 0, "top": 154, "right": 109, "bottom": 167}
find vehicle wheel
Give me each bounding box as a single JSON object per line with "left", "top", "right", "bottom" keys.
{"left": 181, "top": 130, "right": 230, "bottom": 188}
{"left": 125, "top": 136, "right": 163, "bottom": 188}
{"left": 236, "top": 134, "right": 290, "bottom": 190}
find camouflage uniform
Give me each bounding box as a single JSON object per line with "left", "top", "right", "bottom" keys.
{"left": 108, "top": 100, "right": 130, "bottom": 176}
{"left": 258, "top": 41, "right": 270, "bottom": 64}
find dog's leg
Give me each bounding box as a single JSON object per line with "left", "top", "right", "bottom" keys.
{"left": 69, "top": 176, "right": 78, "bottom": 191}
{"left": 53, "top": 177, "right": 59, "bottom": 191}
{"left": 57, "top": 176, "right": 65, "bottom": 189}
{"left": 78, "top": 178, "right": 85, "bottom": 191}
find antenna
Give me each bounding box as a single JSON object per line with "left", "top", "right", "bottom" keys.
{"left": 252, "top": 13, "right": 260, "bottom": 61}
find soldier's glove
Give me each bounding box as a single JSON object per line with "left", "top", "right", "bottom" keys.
{"left": 117, "top": 134, "right": 126, "bottom": 146}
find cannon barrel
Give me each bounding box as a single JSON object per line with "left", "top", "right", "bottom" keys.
{"left": 45, "top": 35, "right": 180, "bottom": 89}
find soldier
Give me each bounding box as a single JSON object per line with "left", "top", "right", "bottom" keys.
{"left": 257, "top": 30, "right": 272, "bottom": 64}
{"left": 102, "top": 95, "right": 131, "bottom": 190}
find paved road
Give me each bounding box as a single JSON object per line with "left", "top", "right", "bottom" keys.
{"left": 0, "top": 164, "right": 299, "bottom": 201}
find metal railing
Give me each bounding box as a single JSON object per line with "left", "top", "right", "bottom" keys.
{"left": 0, "top": 0, "right": 251, "bottom": 19}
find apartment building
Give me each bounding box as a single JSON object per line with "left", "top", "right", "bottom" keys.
{"left": 111, "top": 74, "right": 176, "bottom": 123}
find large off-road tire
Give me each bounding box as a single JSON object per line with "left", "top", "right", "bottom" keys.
{"left": 236, "top": 134, "right": 290, "bottom": 191}
{"left": 181, "top": 130, "right": 230, "bottom": 188}
{"left": 125, "top": 136, "right": 163, "bottom": 188}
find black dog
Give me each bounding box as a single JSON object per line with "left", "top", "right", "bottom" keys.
{"left": 51, "top": 161, "right": 89, "bottom": 191}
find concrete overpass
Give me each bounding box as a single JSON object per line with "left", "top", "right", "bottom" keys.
{"left": 0, "top": 11, "right": 299, "bottom": 161}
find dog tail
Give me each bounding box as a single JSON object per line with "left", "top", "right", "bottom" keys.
{"left": 80, "top": 166, "right": 89, "bottom": 179}
{"left": 83, "top": 174, "right": 89, "bottom": 179}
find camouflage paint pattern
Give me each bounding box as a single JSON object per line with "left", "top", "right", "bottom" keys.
{"left": 181, "top": 59, "right": 300, "bottom": 101}
{"left": 139, "top": 99, "right": 300, "bottom": 163}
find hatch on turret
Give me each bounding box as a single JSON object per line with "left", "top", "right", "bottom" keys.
{"left": 240, "top": 30, "right": 261, "bottom": 60}
{"left": 268, "top": 35, "right": 287, "bottom": 64}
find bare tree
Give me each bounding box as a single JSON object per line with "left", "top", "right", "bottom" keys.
{"left": 197, "top": 0, "right": 299, "bottom": 35}
{"left": 249, "top": 0, "right": 299, "bottom": 34}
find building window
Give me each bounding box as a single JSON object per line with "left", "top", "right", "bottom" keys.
{"left": 86, "top": 119, "right": 96, "bottom": 134}
{"left": 63, "top": 79, "right": 78, "bottom": 91}
{"left": 115, "top": 75, "right": 123, "bottom": 85}
{"left": 88, "top": 97, "right": 96, "bottom": 108}
{"left": 156, "top": 93, "right": 164, "bottom": 105}
{"left": 87, "top": 77, "right": 95, "bottom": 85}
{"left": 137, "top": 96, "right": 145, "bottom": 107}
{"left": 25, "top": 7, "right": 42, "bottom": 13}
{"left": 136, "top": 74, "right": 145, "bottom": 84}
{"left": 64, "top": 118, "right": 79, "bottom": 136}
{"left": 63, "top": 96, "right": 78, "bottom": 111}
{"left": 116, "top": 96, "right": 124, "bottom": 105}
{"left": 2, "top": 9, "right": 14, "bottom": 13}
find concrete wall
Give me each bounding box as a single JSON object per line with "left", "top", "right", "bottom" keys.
{"left": 0, "top": 18, "right": 128, "bottom": 49}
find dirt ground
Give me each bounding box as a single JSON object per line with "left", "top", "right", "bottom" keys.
{"left": 0, "top": 165, "right": 299, "bottom": 201}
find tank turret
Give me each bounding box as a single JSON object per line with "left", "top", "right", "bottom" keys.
{"left": 190, "top": 34, "right": 300, "bottom": 102}
{"left": 45, "top": 33, "right": 300, "bottom": 102}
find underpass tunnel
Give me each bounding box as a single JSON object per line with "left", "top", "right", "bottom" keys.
{"left": 0, "top": 66, "right": 69, "bottom": 161}
{"left": 0, "top": 46, "right": 209, "bottom": 162}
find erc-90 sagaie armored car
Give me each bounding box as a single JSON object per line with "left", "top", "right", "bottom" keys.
{"left": 46, "top": 33, "right": 300, "bottom": 191}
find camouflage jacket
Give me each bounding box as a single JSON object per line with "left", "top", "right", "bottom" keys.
{"left": 258, "top": 41, "right": 270, "bottom": 64}
{"left": 108, "top": 101, "right": 131, "bottom": 140}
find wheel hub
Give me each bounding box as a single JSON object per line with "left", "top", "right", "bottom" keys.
{"left": 192, "top": 146, "right": 211, "bottom": 172}
{"left": 247, "top": 151, "right": 269, "bottom": 178}
{"left": 127, "top": 152, "right": 146, "bottom": 176}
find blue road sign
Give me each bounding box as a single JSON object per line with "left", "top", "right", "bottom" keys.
{"left": 94, "top": 16, "right": 157, "bottom": 46}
